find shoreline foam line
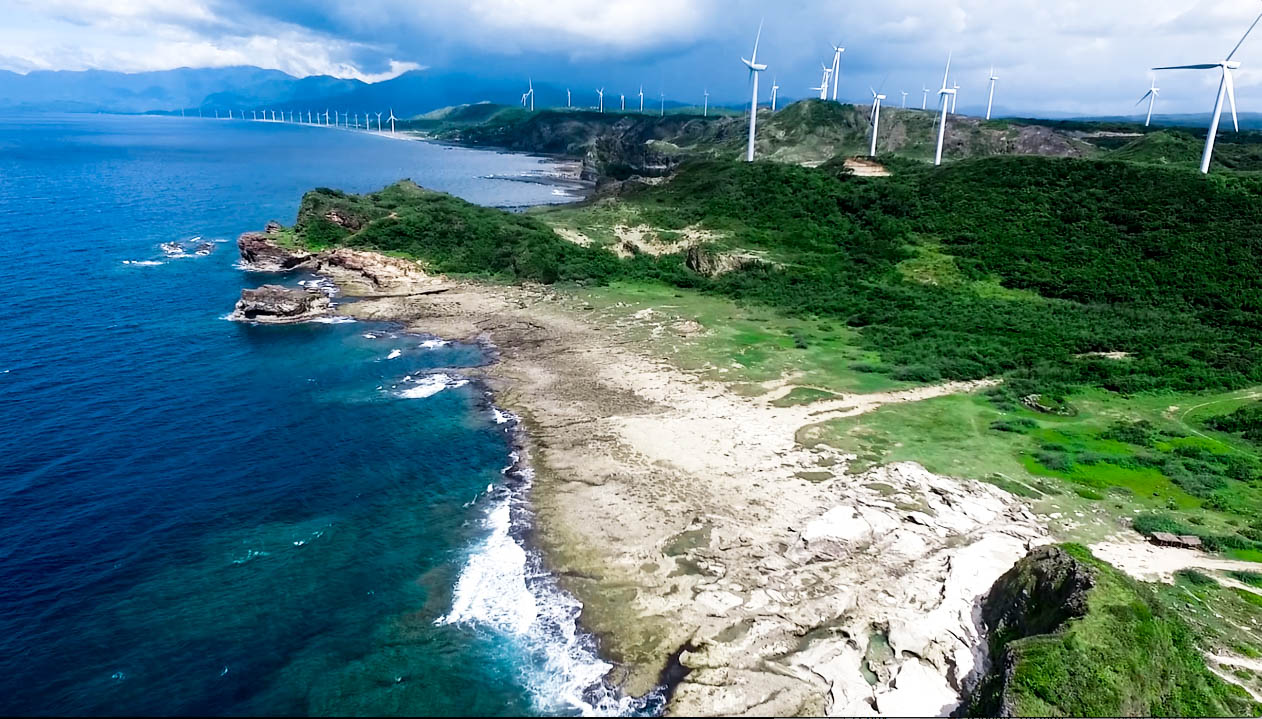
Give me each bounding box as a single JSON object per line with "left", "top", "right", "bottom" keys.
{"left": 437, "top": 402, "right": 666, "bottom": 717}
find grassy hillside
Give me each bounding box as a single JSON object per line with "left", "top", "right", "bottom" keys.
{"left": 968, "top": 544, "right": 1259, "bottom": 717}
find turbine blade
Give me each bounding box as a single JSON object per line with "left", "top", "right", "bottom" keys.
{"left": 751, "top": 20, "right": 763, "bottom": 64}
{"left": 1226, "top": 68, "right": 1239, "bottom": 132}
{"left": 1152, "top": 64, "right": 1219, "bottom": 70}
{"left": 1135, "top": 90, "right": 1153, "bottom": 106}
{"left": 1227, "top": 10, "right": 1262, "bottom": 61}
{"left": 942, "top": 51, "right": 953, "bottom": 88}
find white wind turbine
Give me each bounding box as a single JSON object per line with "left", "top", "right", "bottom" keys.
{"left": 526, "top": 79, "right": 535, "bottom": 111}
{"left": 1137, "top": 76, "right": 1160, "bottom": 127}
{"left": 387, "top": 109, "right": 397, "bottom": 134}
{"left": 659, "top": 91, "right": 665, "bottom": 117}
{"left": 638, "top": 85, "right": 645, "bottom": 112}
{"left": 1153, "top": 8, "right": 1262, "bottom": 174}
{"left": 354, "top": 113, "right": 359, "bottom": 129}
{"left": 251, "top": 110, "right": 257, "bottom": 121}
{"left": 375, "top": 111, "right": 383, "bottom": 131}
{"left": 935, "top": 53, "right": 956, "bottom": 166}
{"left": 951, "top": 82, "right": 960, "bottom": 114}
{"left": 621, "top": 93, "right": 626, "bottom": 111}
{"left": 922, "top": 85, "right": 930, "bottom": 110}
{"left": 985, "top": 67, "right": 999, "bottom": 120}
{"left": 829, "top": 43, "right": 845, "bottom": 100}
{"left": 771, "top": 77, "right": 780, "bottom": 111}
{"left": 597, "top": 88, "right": 605, "bottom": 113}
{"left": 703, "top": 90, "right": 709, "bottom": 117}
{"left": 741, "top": 21, "right": 768, "bottom": 162}
{"left": 818, "top": 64, "right": 833, "bottom": 100}
{"left": 901, "top": 91, "right": 908, "bottom": 108}
{"left": 567, "top": 88, "right": 572, "bottom": 108}
{"left": 869, "top": 88, "right": 887, "bottom": 157}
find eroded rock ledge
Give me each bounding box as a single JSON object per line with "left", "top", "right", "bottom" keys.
{"left": 228, "top": 284, "right": 331, "bottom": 323}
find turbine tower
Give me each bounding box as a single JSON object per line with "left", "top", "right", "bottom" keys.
{"left": 741, "top": 21, "right": 768, "bottom": 162}
{"left": 660, "top": 91, "right": 665, "bottom": 117}
{"left": 597, "top": 88, "right": 605, "bottom": 113}
{"left": 985, "top": 67, "right": 999, "bottom": 120}
{"left": 951, "top": 82, "right": 960, "bottom": 114}
{"left": 375, "top": 111, "right": 383, "bottom": 131}
{"left": 1136, "top": 77, "right": 1160, "bottom": 127}
{"left": 830, "top": 44, "right": 845, "bottom": 100}
{"left": 901, "top": 91, "right": 908, "bottom": 108}
{"left": 527, "top": 79, "right": 534, "bottom": 111}
{"left": 771, "top": 77, "right": 780, "bottom": 111}
{"left": 639, "top": 85, "right": 645, "bottom": 113}
{"left": 935, "top": 53, "right": 956, "bottom": 166}
{"left": 567, "top": 88, "right": 572, "bottom": 108}
{"left": 703, "top": 89, "right": 709, "bottom": 117}
{"left": 922, "top": 86, "right": 929, "bottom": 110}
{"left": 1154, "top": 8, "right": 1262, "bottom": 174}
{"left": 621, "top": 93, "right": 626, "bottom": 111}
{"left": 869, "top": 88, "right": 887, "bottom": 157}
{"left": 387, "top": 109, "right": 397, "bottom": 134}
{"left": 818, "top": 64, "right": 833, "bottom": 100}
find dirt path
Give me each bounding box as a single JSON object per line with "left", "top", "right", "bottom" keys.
{"left": 1090, "top": 540, "right": 1262, "bottom": 583}
{"left": 339, "top": 276, "right": 1046, "bottom": 716}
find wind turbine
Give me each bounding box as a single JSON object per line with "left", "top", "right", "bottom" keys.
{"left": 597, "top": 88, "right": 605, "bottom": 113}
{"left": 741, "top": 21, "right": 768, "bottom": 162}
{"left": 829, "top": 44, "right": 845, "bottom": 100}
{"left": 567, "top": 88, "right": 572, "bottom": 108}
{"left": 526, "top": 79, "right": 535, "bottom": 111}
{"left": 621, "top": 93, "right": 626, "bottom": 111}
{"left": 660, "top": 91, "right": 665, "bottom": 117}
{"left": 951, "top": 81, "right": 960, "bottom": 114}
{"left": 921, "top": 86, "right": 930, "bottom": 110}
{"left": 387, "top": 108, "right": 397, "bottom": 134}
{"left": 639, "top": 85, "right": 645, "bottom": 113}
{"left": 1136, "top": 78, "right": 1160, "bottom": 127}
{"left": 376, "top": 111, "right": 383, "bottom": 131}
{"left": 985, "top": 67, "right": 999, "bottom": 120}
{"left": 1153, "top": 9, "right": 1262, "bottom": 174}
{"left": 704, "top": 89, "right": 709, "bottom": 117}
{"left": 935, "top": 53, "right": 956, "bottom": 166}
{"left": 869, "top": 88, "right": 887, "bottom": 157}
{"left": 901, "top": 91, "right": 908, "bottom": 108}
{"left": 819, "top": 64, "right": 833, "bottom": 100}
{"left": 771, "top": 77, "right": 780, "bottom": 111}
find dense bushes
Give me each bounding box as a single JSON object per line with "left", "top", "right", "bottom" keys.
{"left": 293, "top": 157, "right": 1262, "bottom": 397}
{"left": 1208, "top": 402, "right": 1262, "bottom": 444}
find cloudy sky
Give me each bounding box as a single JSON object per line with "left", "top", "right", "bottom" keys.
{"left": 4, "top": 0, "right": 1262, "bottom": 115}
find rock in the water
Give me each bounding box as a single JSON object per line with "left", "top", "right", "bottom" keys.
{"left": 228, "top": 284, "right": 331, "bottom": 323}
{"left": 237, "top": 232, "right": 312, "bottom": 271}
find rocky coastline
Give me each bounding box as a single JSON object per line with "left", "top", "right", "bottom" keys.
{"left": 225, "top": 225, "right": 1066, "bottom": 716}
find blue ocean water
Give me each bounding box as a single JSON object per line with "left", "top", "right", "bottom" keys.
{"left": 0, "top": 115, "right": 634, "bottom": 716}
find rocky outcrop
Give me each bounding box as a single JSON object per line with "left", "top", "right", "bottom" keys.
{"left": 228, "top": 284, "right": 331, "bottom": 323}
{"left": 961, "top": 545, "right": 1095, "bottom": 716}
{"left": 237, "top": 232, "right": 312, "bottom": 271}
{"left": 235, "top": 230, "right": 440, "bottom": 296}
{"left": 685, "top": 244, "right": 775, "bottom": 277}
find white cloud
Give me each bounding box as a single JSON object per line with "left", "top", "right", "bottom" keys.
{"left": 6, "top": 0, "right": 1262, "bottom": 115}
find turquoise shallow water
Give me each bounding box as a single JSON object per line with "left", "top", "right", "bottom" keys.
{"left": 0, "top": 114, "right": 644, "bottom": 716}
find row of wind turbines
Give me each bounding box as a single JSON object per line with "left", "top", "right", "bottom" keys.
{"left": 740, "top": 6, "right": 1262, "bottom": 175}
{"left": 739, "top": 23, "right": 1003, "bottom": 165}
{"left": 185, "top": 107, "right": 401, "bottom": 134}
{"left": 523, "top": 79, "right": 674, "bottom": 116}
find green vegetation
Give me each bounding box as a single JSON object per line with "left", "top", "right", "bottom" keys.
{"left": 1208, "top": 402, "right": 1262, "bottom": 444}
{"left": 968, "top": 544, "right": 1260, "bottom": 717}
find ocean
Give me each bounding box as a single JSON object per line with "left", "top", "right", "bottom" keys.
{"left": 0, "top": 114, "right": 651, "bottom": 716}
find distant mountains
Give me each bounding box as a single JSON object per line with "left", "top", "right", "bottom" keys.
{"left": 7, "top": 65, "right": 1262, "bottom": 130}
{"left": 0, "top": 66, "right": 695, "bottom": 118}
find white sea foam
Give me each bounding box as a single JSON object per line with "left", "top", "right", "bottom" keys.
{"left": 309, "top": 316, "right": 355, "bottom": 324}
{"left": 418, "top": 338, "right": 450, "bottom": 349}
{"left": 386, "top": 349, "right": 402, "bottom": 360}
{"left": 298, "top": 277, "right": 339, "bottom": 297}
{"left": 491, "top": 407, "right": 518, "bottom": 425}
{"left": 122, "top": 260, "right": 165, "bottom": 266}
{"left": 363, "top": 333, "right": 378, "bottom": 339}
{"left": 397, "top": 373, "right": 468, "bottom": 399}
{"left": 438, "top": 447, "right": 664, "bottom": 716}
